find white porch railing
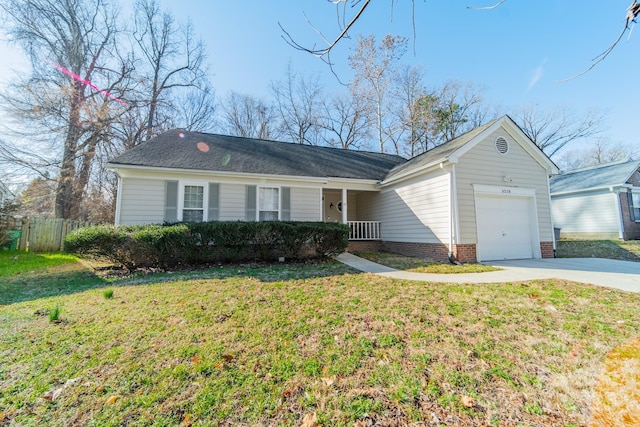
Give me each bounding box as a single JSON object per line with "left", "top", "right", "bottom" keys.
{"left": 348, "top": 221, "right": 381, "bottom": 240}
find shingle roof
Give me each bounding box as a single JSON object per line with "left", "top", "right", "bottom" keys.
{"left": 550, "top": 159, "right": 640, "bottom": 193}
{"left": 108, "top": 130, "right": 407, "bottom": 181}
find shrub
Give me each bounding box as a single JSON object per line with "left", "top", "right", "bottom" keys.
{"left": 64, "top": 221, "right": 350, "bottom": 269}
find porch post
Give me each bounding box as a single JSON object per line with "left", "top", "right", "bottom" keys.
{"left": 342, "top": 188, "right": 348, "bottom": 224}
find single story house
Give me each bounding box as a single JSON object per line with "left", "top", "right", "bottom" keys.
{"left": 107, "top": 115, "right": 559, "bottom": 262}
{"left": 550, "top": 159, "right": 640, "bottom": 240}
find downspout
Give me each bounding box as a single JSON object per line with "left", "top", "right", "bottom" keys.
{"left": 546, "top": 172, "right": 556, "bottom": 257}
{"left": 613, "top": 187, "right": 625, "bottom": 239}
{"left": 444, "top": 162, "right": 461, "bottom": 264}
{"left": 114, "top": 171, "right": 122, "bottom": 226}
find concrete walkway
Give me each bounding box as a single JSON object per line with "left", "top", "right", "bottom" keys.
{"left": 336, "top": 253, "right": 640, "bottom": 293}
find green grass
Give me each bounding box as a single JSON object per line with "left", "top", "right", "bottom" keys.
{"left": 556, "top": 239, "right": 640, "bottom": 261}
{"left": 353, "top": 250, "right": 501, "bottom": 273}
{"left": 1, "top": 258, "right": 639, "bottom": 426}
{"left": 0, "top": 251, "right": 80, "bottom": 277}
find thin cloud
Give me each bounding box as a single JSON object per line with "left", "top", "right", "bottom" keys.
{"left": 527, "top": 58, "right": 548, "bottom": 91}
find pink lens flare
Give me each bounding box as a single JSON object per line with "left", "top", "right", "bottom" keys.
{"left": 197, "top": 142, "right": 209, "bottom": 153}
{"left": 178, "top": 132, "right": 185, "bottom": 138}
{"left": 45, "top": 59, "right": 127, "bottom": 106}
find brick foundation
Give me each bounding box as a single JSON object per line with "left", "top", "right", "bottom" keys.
{"left": 376, "top": 241, "right": 477, "bottom": 263}
{"left": 382, "top": 241, "right": 451, "bottom": 262}
{"left": 452, "top": 244, "right": 477, "bottom": 263}
{"left": 540, "top": 241, "right": 554, "bottom": 258}
{"left": 346, "top": 240, "right": 383, "bottom": 253}
{"left": 347, "top": 240, "right": 558, "bottom": 263}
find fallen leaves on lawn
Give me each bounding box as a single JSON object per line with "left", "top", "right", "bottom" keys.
{"left": 105, "top": 395, "right": 119, "bottom": 405}
{"left": 322, "top": 376, "right": 335, "bottom": 387}
{"left": 590, "top": 336, "right": 640, "bottom": 426}
{"left": 461, "top": 394, "right": 474, "bottom": 408}
{"left": 300, "top": 412, "right": 318, "bottom": 427}
{"left": 42, "top": 377, "right": 81, "bottom": 402}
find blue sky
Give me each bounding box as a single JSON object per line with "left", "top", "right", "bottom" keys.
{"left": 0, "top": 0, "right": 638, "bottom": 153}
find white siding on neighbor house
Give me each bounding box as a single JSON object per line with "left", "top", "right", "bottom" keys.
{"left": 551, "top": 191, "right": 620, "bottom": 234}
{"left": 219, "top": 183, "right": 246, "bottom": 220}
{"left": 358, "top": 170, "right": 450, "bottom": 243}
{"left": 291, "top": 187, "right": 321, "bottom": 221}
{"left": 119, "top": 178, "right": 165, "bottom": 225}
{"left": 455, "top": 128, "right": 553, "bottom": 244}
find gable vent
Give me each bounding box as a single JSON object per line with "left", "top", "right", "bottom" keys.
{"left": 495, "top": 136, "right": 509, "bottom": 154}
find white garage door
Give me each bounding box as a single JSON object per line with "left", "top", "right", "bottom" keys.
{"left": 475, "top": 194, "right": 535, "bottom": 261}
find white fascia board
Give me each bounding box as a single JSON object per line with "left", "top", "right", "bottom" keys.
{"left": 451, "top": 116, "right": 559, "bottom": 176}
{"left": 323, "top": 177, "right": 380, "bottom": 191}
{"left": 378, "top": 159, "right": 449, "bottom": 188}
{"left": 447, "top": 117, "right": 506, "bottom": 161}
{"left": 551, "top": 184, "right": 631, "bottom": 197}
{"left": 106, "top": 163, "right": 329, "bottom": 186}
{"left": 501, "top": 120, "right": 560, "bottom": 175}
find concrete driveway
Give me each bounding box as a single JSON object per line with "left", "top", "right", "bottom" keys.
{"left": 336, "top": 253, "right": 640, "bottom": 293}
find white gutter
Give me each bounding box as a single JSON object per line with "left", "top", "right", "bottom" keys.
{"left": 551, "top": 184, "right": 632, "bottom": 197}
{"left": 615, "top": 191, "right": 625, "bottom": 239}
{"left": 106, "top": 163, "right": 331, "bottom": 184}
{"left": 379, "top": 158, "right": 448, "bottom": 187}
{"left": 114, "top": 175, "right": 123, "bottom": 225}
{"left": 449, "top": 163, "right": 460, "bottom": 260}
{"left": 545, "top": 175, "right": 556, "bottom": 252}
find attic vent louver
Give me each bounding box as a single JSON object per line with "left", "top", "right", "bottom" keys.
{"left": 495, "top": 136, "right": 509, "bottom": 155}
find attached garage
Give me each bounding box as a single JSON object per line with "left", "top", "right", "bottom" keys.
{"left": 474, "top": 185, "right": 541, "bottom": 261}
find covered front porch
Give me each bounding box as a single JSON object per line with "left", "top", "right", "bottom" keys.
{"left": 322, "top": 188, "right": 380, "bottom": 241}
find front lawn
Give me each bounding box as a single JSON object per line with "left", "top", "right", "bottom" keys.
{"left": 556, "top": 239, "right": 640, "bottom": 261}
{"left": 1, "top": 259, "right": 639, "bottom": 426}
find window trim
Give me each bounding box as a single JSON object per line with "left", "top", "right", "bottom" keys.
{"left": 631, "top": 191, "right": 640, "bottom": 223}
{"left": 257, "top": 185, "right": 281, "bottom": 221}
{"left": 177, "top": 181, "right": 209, "bottom": 222}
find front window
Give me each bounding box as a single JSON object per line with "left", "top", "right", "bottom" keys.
{"left": 631, "top": 193, "right": 640, "bottom": 222}
{"left": 183, "top": 185, "right": 204, "bottom": 222}
{"left": 259, "top": 187, "right": 279, "bottom": 221}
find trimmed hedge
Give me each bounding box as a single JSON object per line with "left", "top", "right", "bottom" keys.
{"left": 64, "top": 221, "right": 349, "bottom": 270}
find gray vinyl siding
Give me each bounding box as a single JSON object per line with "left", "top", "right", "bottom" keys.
{"left": 551, "top": 191, "right": 619, "bottom": 233}
{"left": 455, "top": 128, "right": 553, "bottom": 244}
{"left": 358, "top": 170, "right": 450, "bottom": 243}
{"left": 219, "top": 184, "right": 246, "bottom": 221}
{"left": 291, "top": 187, "right": 321, "bottom": 221}
{"left": 119, "top": 178, "right": 165, "bottom": 225}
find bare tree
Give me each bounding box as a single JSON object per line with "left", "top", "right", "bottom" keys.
{"left": 133, "top": 0, "right": 210, "bottom": 142}
{"left": 221, "top": 92, "right": 282, "bottom": 140}
{"left": 271, "top": 65, "right": 323, "bottom": 145}
{"left": 389, "top": 64, "right": 428, "bottom": 157}
{"left": 0, "top": 0, "right": 131, "bottom": 219}
{"left": 170, "top": 86, "right": 217, "bottom": 132}
{"left": 320, "top": 92, "right": 371, "bottom": 150}
{"left": 515, "top": 106, "right": 605, "bottom": 157}
{"left": 349, "top": 34, "right": 407, "bottom": 153}
{"left": 556, "top": 138, "right": 637, "bottom": 170}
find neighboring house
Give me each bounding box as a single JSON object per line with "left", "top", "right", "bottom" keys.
{"left": 550, "top": 159, "right": 640, "bottom": 240}
{"left": 107, "top": 115, "right": 559, "bottom": 262}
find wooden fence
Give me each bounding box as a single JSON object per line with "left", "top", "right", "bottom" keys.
{"left": 1, "top": 217, "right": 95, "bottom": 252}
